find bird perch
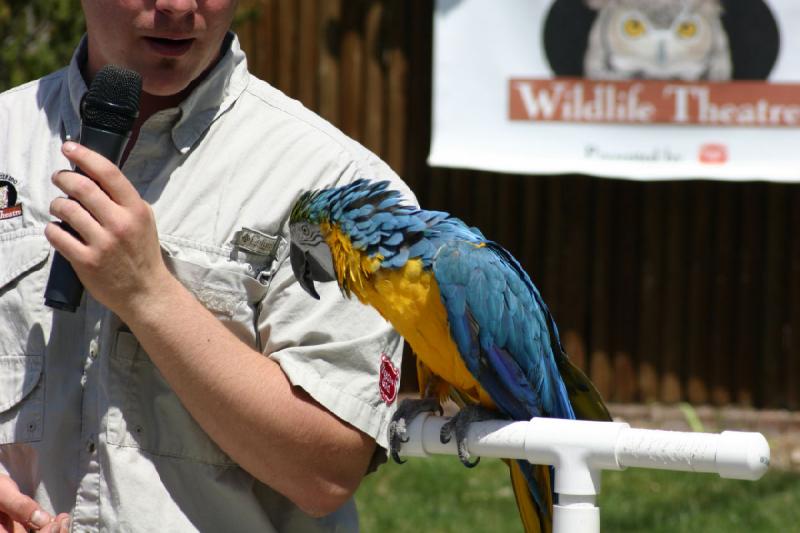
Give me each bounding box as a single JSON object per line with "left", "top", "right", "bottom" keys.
{"left": 399, "top": 414, "right": 770, "bottom": 533}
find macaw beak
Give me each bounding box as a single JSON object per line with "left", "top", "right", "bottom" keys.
{"left": 290, "top": 241, "right": 336, "bottom": 300}
{"left": 290, "top": 242, "right": 321, "bottom": 299}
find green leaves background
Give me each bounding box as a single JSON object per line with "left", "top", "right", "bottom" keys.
{"left": 0, "top": 0, "right": 84, "bottom": 90}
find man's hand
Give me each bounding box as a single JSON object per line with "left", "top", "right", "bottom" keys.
{"left": 44, "top": 141, "right": 173, "bottom": 321}
{"left": 0, "top": 475, "right": 69, "bottom": 532}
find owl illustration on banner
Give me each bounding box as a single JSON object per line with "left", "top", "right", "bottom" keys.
{"left": 583, "top": 0, "right": 732, "bottom": 81}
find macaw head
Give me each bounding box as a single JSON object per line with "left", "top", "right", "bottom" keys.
{"left": 288, "top": 189, "right": 338, "bottom": 300}
{"left": 289, "top": 179, "right": 416, "bottom": 300}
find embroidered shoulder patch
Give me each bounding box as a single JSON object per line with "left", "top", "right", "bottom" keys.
{"left": 379, "top": 353, "right": 400, "bottom": 405}
{"left": 0, "top": 174, "right": 22, "bottom": 221}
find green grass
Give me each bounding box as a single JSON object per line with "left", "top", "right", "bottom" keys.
{"left": 356, "top": 455, "right": 800, "bottom": 532}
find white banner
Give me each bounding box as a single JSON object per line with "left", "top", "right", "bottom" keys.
{"left": 429, "top": 0, "right": 800, "bottom": 181}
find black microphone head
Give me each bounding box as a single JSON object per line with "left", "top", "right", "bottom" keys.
{"left": 81, "top": 65, "right": 142, "bottom": 134}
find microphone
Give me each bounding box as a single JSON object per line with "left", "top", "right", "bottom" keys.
{"left": 44, "top": 65, "right": 142, "bottom": 312}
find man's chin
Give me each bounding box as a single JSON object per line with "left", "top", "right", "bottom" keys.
{"left": 139, "top": 61, "right": 214, "bottom": 99}
{"left": 140, "top": 74, "right": 195, "bottom": 99}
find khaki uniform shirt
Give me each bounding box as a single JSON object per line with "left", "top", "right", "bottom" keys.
{"left": 0, "top": 33, "right": 409, "bottom": 532}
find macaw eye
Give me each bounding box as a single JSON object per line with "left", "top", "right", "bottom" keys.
{"left": 301, "top": 224, "right": 312, "bottom": 239}
{"left": 676, "top": 21, "right": 697, "bottom": 39}
{"left": 623, "top": 17, "right": 646, "bottom": 38}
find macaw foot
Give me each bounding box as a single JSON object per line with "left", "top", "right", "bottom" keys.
{"left": 388, "top": 398, "right": 443, "bottom": 464}
{"left": 440, "top": 405, "right": 496, "bottom": 468}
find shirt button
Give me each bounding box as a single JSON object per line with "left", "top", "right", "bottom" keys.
{"left": 89, "top": 339, "right": 99, "bottom": 359}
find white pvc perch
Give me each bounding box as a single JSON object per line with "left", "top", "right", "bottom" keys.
{"left": 400, "top": 414, "right": 770, "bottom": 533}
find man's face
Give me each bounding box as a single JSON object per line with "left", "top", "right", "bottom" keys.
{"left": 81, "top": 0, "right": 239, "bottom": 96}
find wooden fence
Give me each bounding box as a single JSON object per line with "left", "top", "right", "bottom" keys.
{"left": 235, "top": 0, "right": 800, "bottom": 410}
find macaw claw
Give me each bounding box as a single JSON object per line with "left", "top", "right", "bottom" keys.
{"left": 440, "top": 405, "right": 497, "bottom": 468}
{"left": 388, "top": 398, "right": 444, "bottom": 464}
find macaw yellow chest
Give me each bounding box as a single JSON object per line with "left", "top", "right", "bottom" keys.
{"left": 352, "top": 258, "right": 490, "bottom": 404}
{"left": 322, "top": 223, "right": 490, "bottom": 404}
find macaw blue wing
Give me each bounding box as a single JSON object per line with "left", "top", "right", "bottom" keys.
{"left": 432, "top": 239, "right": 575, "bottom": 422}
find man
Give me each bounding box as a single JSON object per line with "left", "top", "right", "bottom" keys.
{"left": 0, "top": 1, "right": 409, "bottom": 531}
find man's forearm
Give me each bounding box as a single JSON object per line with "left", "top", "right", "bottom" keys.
{"left": 115, "top": 274, "right": 375, "bottom": 516}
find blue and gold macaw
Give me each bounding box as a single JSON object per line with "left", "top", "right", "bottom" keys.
{"left": 289, "top": 179, "right": 610, "bottom": 533}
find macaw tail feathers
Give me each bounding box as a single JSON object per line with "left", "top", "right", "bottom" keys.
{"left": 507, "top": 459, "right": 553, "bottom": 533}
{"left": 556, "top": 354, "right": 612, "bottom": 422}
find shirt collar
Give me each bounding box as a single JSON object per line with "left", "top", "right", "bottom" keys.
{"left": 62, "top": 32, "right": 249, "bottom": 154}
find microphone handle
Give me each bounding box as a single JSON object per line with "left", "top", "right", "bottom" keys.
{"left": 44, "top": 125, "right": 131, "bottom": 312}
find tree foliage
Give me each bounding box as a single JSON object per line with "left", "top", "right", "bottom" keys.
{"left": 0, "top": 0, "right": 84, "bottom": 91}
{"left": 0, "top": 2, "right": 264, "bottom": 92}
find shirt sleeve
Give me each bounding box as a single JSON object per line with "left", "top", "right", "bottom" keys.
{"left": 258, "top": 253, "right": 403, "bottom": 451}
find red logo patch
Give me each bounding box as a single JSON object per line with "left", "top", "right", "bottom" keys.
{"left": 379, "top": 353, "right": 399, "bottom": 405}
{"left": 0, "top": 178, "right": 22, "bottom": 221}
{"left": 699, "top": 143, "right": 728, "bottom": 165}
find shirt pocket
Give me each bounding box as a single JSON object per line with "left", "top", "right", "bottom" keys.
{"left": 0, "top": 356, "right": 44, "bottom": 444}
{"left": 0, "top": 229, "right": 50, "bottom": 444}
{"left": 163, "top": 252, "right": 270, "bottom": 347}
{"left": 105, "top": 252, "right": 269, "bottom": 465}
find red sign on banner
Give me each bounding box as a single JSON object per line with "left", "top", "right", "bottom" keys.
{"left": 509, "top": 79, "right": 800, "bottom": 127}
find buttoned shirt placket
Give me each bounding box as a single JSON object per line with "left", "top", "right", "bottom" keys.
{"left": 70, "top": 299, "right": 104, "bottom": 531}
